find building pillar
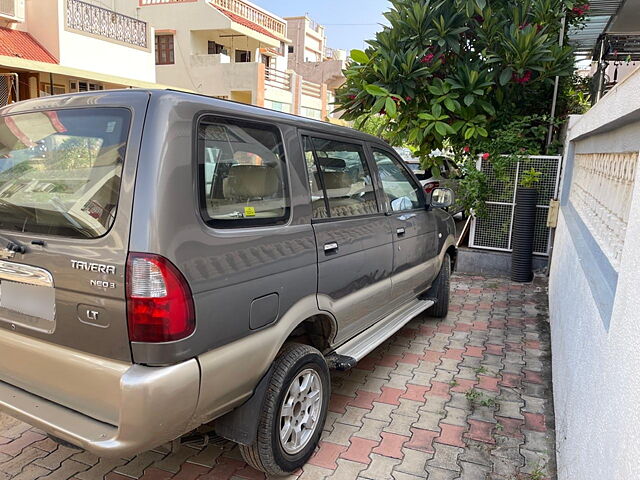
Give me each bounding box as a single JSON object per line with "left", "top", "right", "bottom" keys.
{"left": 291, "top": 71, "right": 301, "bottom": 116}
{"left": 256, "top": 62, "right": 265, "bottom": 107}
{"left": 320, "top": 83, "right": 328, "bottom": 121}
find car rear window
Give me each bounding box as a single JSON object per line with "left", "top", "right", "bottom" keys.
{"left": 0, "top": 108, "right": 131, "bottom": 239}
{"left": 197, "top": 116, "right": 289, "bottom": 228}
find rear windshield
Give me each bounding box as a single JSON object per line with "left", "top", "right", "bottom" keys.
{"left": 0, "top": 108, "right": 131, "bottom": 238}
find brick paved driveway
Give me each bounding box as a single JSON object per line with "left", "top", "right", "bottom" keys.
{"left": 0, "top": 274, "right": 555, "bottom": 480}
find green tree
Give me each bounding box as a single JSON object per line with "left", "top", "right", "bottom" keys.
{"left": 336, "top": 0, "right": 586, "bottom": 169}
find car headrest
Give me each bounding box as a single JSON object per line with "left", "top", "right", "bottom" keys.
{"left": 318, "top": 157, "right": 346, "bottom": 169}
{"left": 321, "top": 171, "right": 351, "bottom": 190}
{"left": 227, "top": 165, "right": 280, "bottom": 198}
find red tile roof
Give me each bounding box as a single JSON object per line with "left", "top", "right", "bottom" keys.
{"left": 0, "top": 27, "right": 58, "bottom": 64}
{"left": 208, "top": 3, "right": 281, "bottom": 41}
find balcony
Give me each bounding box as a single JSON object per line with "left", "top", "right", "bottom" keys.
{"left": 65, "top": 0, "right": 149, "bottom": 49}
{"left": 0, "top": 0, "right": 24, "bottom": 21}
{"left": 208, "top": 0, "right": 286, "bottom": 37}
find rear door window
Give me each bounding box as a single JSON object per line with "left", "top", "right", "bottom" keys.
{"left": 197, "top": 116, "right": 289, "bottom": 228}
{"left": 0, "top": 108, "right": 131, "bottom": 238}
{"left": 372, "top": 149, "right": 425, "bottom": 212}
{"left": 303, "top": 136, "right": 378, "bottom": 219}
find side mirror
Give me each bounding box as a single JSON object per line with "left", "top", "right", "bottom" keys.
{"left": 430, "top": 187, "right": 454, "bottom": 208}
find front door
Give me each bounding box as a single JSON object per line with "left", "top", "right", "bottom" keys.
{"left": 302, "top": 135, "right": 394, "bottom": 345}
{"left": 370, "top": 148, "right": 438, "bottom": 304}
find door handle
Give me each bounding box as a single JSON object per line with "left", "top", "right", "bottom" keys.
{"left": 323, "top": 242, "right": 339, "bottom": 253}
{"left": 396, "top": 227, "right": 406, "bottom": 236}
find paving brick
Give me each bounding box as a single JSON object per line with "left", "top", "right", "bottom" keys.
{"left": 353, "top": 419, "right": 388, "bottom": 442}
{"left": 31, "top": 438, "right": 60, "bottom": 454}
{"left": 371, "top": 433, "right": 409, "bottom": 459}
{"left": 358, "top": 378, "right": 387, "bottom": 395}
{"left": 523, "top": 412, "right": 547, "bottom": 432}
{"left": 187, "top": 445, "right": 224, "bottom": 468}
{"left": 329, "top": 394, "right": 353, "bottom": 414}
{"left": 75, "top": 458, "right": 128, "bottom": 480}
{"left": 426, "top": 382, "right": 450, "bottom": 399}
{"left": 404, "top": 428, "right": 438, "bottom": 454}
{"left": 198, "top": 458, "right": 244, "bottom": 480}
{"left": 8, "top": 464, "right": 50, "bottom": 480}
{"left": 366, "top": 402, "right": 396, "bottom": 422}
{"left": 523, "top": 370, "right": 544, "bottom": 385}
{"left": 359, "top": 454, "right": 401, "bottom": 480}
{"left": 138, "top": 467, "right": 175, "bottom": 480}
{"left": 500, "top": 372, "right": 522, "bottom": 388}
{"left": 458, "top": 460, "right": 491, "bottom": 480}
{"left": 307, "top": 442, "right": 348, "bottom": 470}
{"left": 337, "top": 406, "right": 370, "bottom": 428}
{"left": 34, "top": 445, "right": 77, "bottom": 470}
{"left": 465, "top": 419, "right": 495, "bottom": 444}
{"left": 442, "top": 407, "right": 468, "bottom": 427}
{"left": 413, "top": 408, "right": 443, "bottom": 432}
{"left": 324, "top": 423, "right": 360, "bottom": 446}
{"left": 172, "top": 462, "right": 211, "bottom": 480}
{"left": 458, "top": 440, "right": 492, "bottom": 467}
{"left": 0, "top": 432, "right": 46, "bottom": 456}
{"left": 377, "top": 387, "right": 405, "bottom": 406}
{"left": 496, "top": 400, "right": 524, "bottom": 420}
{"left": 297, "top": 464, "right": 332, "bottom": 480}
{"left": 393, "top": 447, "right": 429, "bottom": 477}
{"left": 340, "top": 437, "right": 378, "bottom": 465}
{"left": 0, "top": 447, "right": 48, "bottom": 476}
{"left": 325, "top": 459, "right": 367, "bottom": 479}
{"left": 435, "top": 424, "right": 465, "bottom": 448}
{"left": 38, "top": 459, "right": 89, "bottom": 480}
{"left": 426, "top": 443, "right": 462, "bottom": 472}
{"left": 384, "top": 414, "right": 416, "bottom": 437}
{"left": 399, "top": 385, "right": 429, "bottom": 402}
{"left": 477, "top": 375, "right": 500, "bottom": 392}
{"left": 449, "top": 378, "right": 476, "bottom": 393}
{"left": 116, "top": 451, "right": 166, "bottom": 477}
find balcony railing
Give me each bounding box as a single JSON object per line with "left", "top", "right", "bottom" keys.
{"left": 569, "top": 152, "right": 638, "bottom": 270}
{"left": 301, "top": 80, "right": 322, "bottom": 99}
{"left": 209, "top": 0, "right": 286, "bottom": 37}
{"left": 265, "top": 67, "right": 290, "bottom": 90}
{"left": 66, "top": 0, "right": 148, "bottom": 49}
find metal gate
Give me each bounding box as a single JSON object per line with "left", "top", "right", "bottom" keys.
{"left": 469, "top": 155, "right": 562, "bottom": 256}
{"left": 0, "top": 73, "right": 19, "bottom": 107}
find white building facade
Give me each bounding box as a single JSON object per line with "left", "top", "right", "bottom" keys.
{"left": 549, "top": 65, "right": 640, "bottom": 479}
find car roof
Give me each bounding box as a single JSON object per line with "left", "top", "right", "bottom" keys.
{"left": 0, "top": 89, "right": 391, "bottom": 149}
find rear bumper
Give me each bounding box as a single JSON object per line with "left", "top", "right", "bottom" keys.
{"left": 0, "top": 331, "right": 200, "bottom": 458}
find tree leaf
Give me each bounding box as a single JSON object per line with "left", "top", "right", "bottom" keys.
{"left": 431, "top": 166, "right": 441, "bottom": 178}
{"left": 385, "top": 97, "right": 397, "bottom": 117}
{"left": 464, "top": 94, "right": 475, "bottom": 106}
{"left": 444, "top": 97, "right": 456, "bottom": 112}
{"left": 432, "top": 103, "right": 443, "bottom": 118}
{"left": 499, "top": 68, "right": 513, "bottom": 86}
{"left": 418, "top": 113, "right": 436, "bottom": 121}
{"left": 428, "top": 85, "right": 443, "bottom": 96}
{"left": 350, "top": 49, "right": 370, "bottom": 64}
{"left": 435, "top": 122, "right": 448, "bottom": 136}
{"left": 365, "top": 84, "right": 389, "bottom": 96}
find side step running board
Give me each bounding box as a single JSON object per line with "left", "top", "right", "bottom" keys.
{"left": 326, "top": 299, "right": 434, "bottom": 371}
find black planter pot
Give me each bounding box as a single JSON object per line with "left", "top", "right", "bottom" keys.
{"left": 511, "top": 187, "right": 538, "bottom": 283}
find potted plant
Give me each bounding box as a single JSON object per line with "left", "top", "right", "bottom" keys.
{"left": 511, "top": 168, "right": 541, "bottom": 282}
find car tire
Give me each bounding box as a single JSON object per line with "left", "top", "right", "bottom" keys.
{"left": 426, "top": 254, "right": 451, "bottom": 318}
{"left": 239, "top": 343, "right": 330, "bottom": 476}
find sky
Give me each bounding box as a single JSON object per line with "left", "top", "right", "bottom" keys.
{"left": 255, "top": 0, "right": 390, "bottom": 52}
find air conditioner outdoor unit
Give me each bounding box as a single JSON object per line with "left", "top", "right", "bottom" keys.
{"left": 0, "top": 0, "right": 25, "bottom": 22}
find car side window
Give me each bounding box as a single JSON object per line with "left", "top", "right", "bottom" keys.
{"left": 198, "top": 117, "right": 289, "bottom": 227}
{"left": 372, "top": 149, "right": 424, "bottom": 212}
{"left": 303, "top": 136, "right": 378, "bottom": 219}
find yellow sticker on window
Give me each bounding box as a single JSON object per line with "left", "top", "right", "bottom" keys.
{"left": 244, "top": 207, "right": 256, "bottom": 217}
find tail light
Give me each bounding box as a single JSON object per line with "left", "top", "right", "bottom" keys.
{"left": 126, "top": 253, "right": 195, "bottom": 343}
{"left": 424, "top": 181, "right": 440, "bottom": 194}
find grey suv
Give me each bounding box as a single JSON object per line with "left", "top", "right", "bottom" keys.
{"left": 0, "top": 90, "right": 456, "bottom": 476}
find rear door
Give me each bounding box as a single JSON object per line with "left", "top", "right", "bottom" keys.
{"left": 0, "top": 92, "right": 148, "bottom": 362}
{"left": 302, "top": 133, "right": 394, "bottom": 345}
{"left": 369, "top": 146, "right": 438, "bottom": 303}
